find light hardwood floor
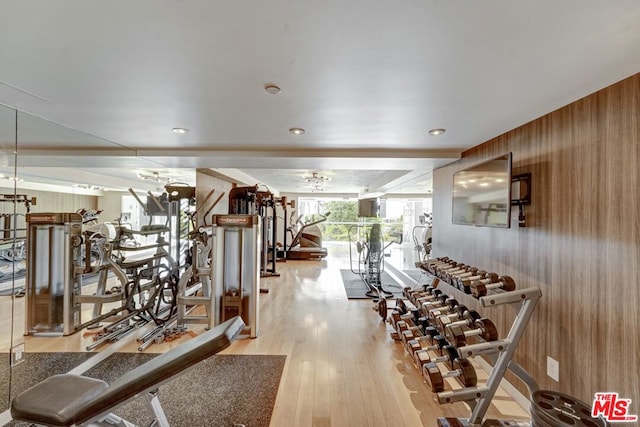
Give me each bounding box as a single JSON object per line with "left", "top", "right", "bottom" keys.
{"left": 4, "top": 252, "right": 530, "bottom": 426}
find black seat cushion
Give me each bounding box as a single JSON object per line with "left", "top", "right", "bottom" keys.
{"left": 11, "top": 374, "right": 108, "bottom": 426}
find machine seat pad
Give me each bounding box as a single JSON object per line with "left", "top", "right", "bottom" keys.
{"left": 11, "top": 316, "right": 245, "bottom": 426}
{"left": 10, "top": 374, "right": 108, "bottom": 426}
{"left": 118, "top": 253, "right": 165, "bottom": 270}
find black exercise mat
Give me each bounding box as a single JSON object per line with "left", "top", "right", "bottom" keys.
{"left": 339, "top": 269, "right": 405, "bottom": 299}
{"left": 2, "top": 352, "right": 286, "bottom": 427}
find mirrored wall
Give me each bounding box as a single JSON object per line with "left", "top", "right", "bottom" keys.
{"left": 0, "top": 104, "right": 17, "bottom": 413}
{"left": 0, "top": 106, "right": 177, "bottom": 417}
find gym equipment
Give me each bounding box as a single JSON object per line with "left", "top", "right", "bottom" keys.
{"left": 446, "top": 318, "right": 499, "bottom": 347}
{"left": 427, "top": 298, "right": 460, "bottom": 322}
{"left": 256, "top": 189, "right": 280, "bottom": 277}
{"left": 10, "top": 316, "right": 244, "bottom": 427}
{"left": 468, "top": 274, "right": 500, "bottom": 295}
{"left": 25, "top": 212, "right": 84, "bottom": 336}
{"left": 211, "top": 214, "right": 260, "bottom": 338}
{"left": 349, "top": 223, "right": 402, "bottom": 299}
{"left": 423, "top": 358, "right": 478, "bottom": 393}
{"left": 287, "top": 211, "right": 330, "bottom": 260}
{"left": 436, "top": 307, "right": 481, "bottom": 335}
{"left": 412, "top": 334, "right": 449, "bottom": 368}
{"left": 227, "top": 184, "right": 282, "bottom": 276}
{"left": 471, "top": 275, "right": 516, "bottom": 298}
{"left": 411, "top": 213, "right": 433, "bottom": 273}
{"left": 454, "top": 271, "right": 488, "bottom": 293}
{"left": 530, "top": 390, "right": 609, "bottom": 426}
{"left": 176, "top": 226, "right": 215, "bottom": 330}
{"left": 397, "top": 256, "right": 547, "bottom": 427}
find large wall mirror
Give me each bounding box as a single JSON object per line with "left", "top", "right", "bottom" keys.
{"left": 0, "top": 107, "right": 200, "bottom": 420}
{"left": 0, "top": 104, "right": 17, "bottom": 413}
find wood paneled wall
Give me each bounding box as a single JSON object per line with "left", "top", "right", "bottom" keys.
{"left": 432, "top": 73, "right": 639, "bottom": 405}
{"left": 0, "top": 186, "right": 97, "bottom": 232}
{"left": 195, "top": 168, "right": 236, "bottom": 224}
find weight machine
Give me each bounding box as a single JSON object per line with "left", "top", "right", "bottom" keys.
{"left": 211, "top": 214, "right": 260, "bottom": 338}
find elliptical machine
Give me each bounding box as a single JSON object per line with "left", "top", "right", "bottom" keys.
{"left": 349, "top": 223, "right": 402, "bottom": 299}
{"left": 286, "top": 211, "right": 330, "bottom": 260}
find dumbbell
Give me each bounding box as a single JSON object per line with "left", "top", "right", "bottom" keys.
{"left": 412, "top": 333, "right": 450, "bottom": 369}
{"left": 404, "top": 285, "right": 436, "bottom": 300}
{"left": 445, "top": 318, "right": 499, "bottom": 347}
{"left": 419, "top": 343, "right": 462, "bottom": 368}
{"left": 470, "top": 275, "right": 516, "bottom": 298}
{"left": 419, "top": 294, "right": 451, "bottom": 316}
{"left": 414, "top": 291, "right": 447, "bottom": 309}
{"left": 432, "top": 305, "right": 477, "bottom": 334}
{"left": 389, "top": 299, "right": 411, "bottom": 328}
{"left": 446, "top": 267, "right": 479, "bottom": 288}
{"left": 435, "top": 264, "right": 468, "bottom": 280}
{"left": 440, "top": 308, "right": 483, "bottom": 333}
{"left": 453, "top": 271, "right": 488, "bottom": 293}
{"left": 409, "top": 288, "right": 441, "bottom": 306}
{"left": 424, "top": 260, "right": 458, "bottom": 275}
{"left": 468, "top": 274, "right": 500, "bottom": 296}
{"left": 401, "top": 316, "right": 435, "bottom": 353}
{"left": 423, "top": 258, "right": 455, "bottom": 269}
{"left": 427, "top": 298, "right": 460, "bottom": 322}
{"left": 423, "top": 357, "right": 478, "bottom": 393}
{"left": 396, "top": 320, "right": 421, "bottom": 345}
{"left": 442, "top": 266, "right": 478, "bottom": 285}
{"left": 396, "top": 310, "right": 425, "bottom": 335}
{"left": 430, "top": 262, "right": 463, "bottom": 276}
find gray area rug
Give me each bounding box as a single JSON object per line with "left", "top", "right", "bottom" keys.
{"left": 1, "top": 352, "right": 285, "bottom": 427}
{"left": 339, "top": 269, "right": 404, "bottom": 299}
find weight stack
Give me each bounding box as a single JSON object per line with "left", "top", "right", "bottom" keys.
{"left": 530, "top": 390, "right": 608, "bottom": 426}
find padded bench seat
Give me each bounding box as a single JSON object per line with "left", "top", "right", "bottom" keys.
{"left": 11, "top": 316, "right": 244, "bottom": 426}
{"left": 11, "top": 375, "right": 109, "bottom": 426}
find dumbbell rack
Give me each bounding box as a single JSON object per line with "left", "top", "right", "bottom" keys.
{"left": 435, "top": 283, "right": 542, "bottom": 426}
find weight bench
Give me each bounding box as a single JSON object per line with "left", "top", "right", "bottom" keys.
{"left": 10, "top": 316, "right": 245, "bottom": 427}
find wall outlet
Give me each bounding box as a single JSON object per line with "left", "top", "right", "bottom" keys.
{"left": 11, "top": 343, "right": 25, "bottom": 366}
{"left": 547, "top": 356, "right": 559, "bottom": 382}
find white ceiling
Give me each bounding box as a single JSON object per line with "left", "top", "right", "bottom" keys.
{"left": 1, "top": 1, "right": 639, "bottom": 196}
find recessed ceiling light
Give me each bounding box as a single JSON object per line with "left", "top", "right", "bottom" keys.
{"left": 428, "top": 128, "right": 446, "bottom": 136}
{"left": 264, "top": 84, "right": 282, "bottom": 95}
{"left": 289, "top": 127, "right": 305, "bottom": 135}
{"left": 172, "top": 127, "right": 189, "bottom": 134}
